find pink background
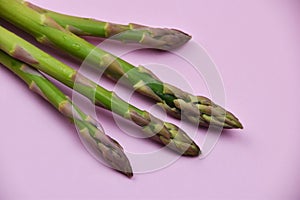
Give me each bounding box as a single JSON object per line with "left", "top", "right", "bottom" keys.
{"left": 0, "top": 0, "right": 299, "bottom": 199}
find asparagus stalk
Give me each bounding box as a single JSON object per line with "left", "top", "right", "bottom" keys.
{"left": 0, "top": 26, "right": 200, "bottom": 156}
{"left": 0, "top": 50, "right": 133, "bottom": 178}
{"left": 0, "top": 0, "right": 243, "bottom": 129}
{"left": 23, "top": 1, "right": 191, "bottom": 50}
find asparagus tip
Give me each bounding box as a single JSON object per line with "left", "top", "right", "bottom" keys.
{"left": 224, "top": 111, "right": 244, "bottom": 129}
{"left": 157, "top": 28, "right": 192, "bottom": 50}
{"left": 124, "top": 171, "right": 134, "bottom": 178}
{"left": 183, "top": 143, "right": 201, "bottom": 157}
{"left": 235, "top": 121, "right": 244, "bottom": 129}
{"left": 129, "top": 24, "right": 192, "bottom": 50}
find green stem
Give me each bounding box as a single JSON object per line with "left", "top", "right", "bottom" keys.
{"left": 0, "top": 25, "right": 200, "bottom": 156}
{"left": 24, "top": 1, "right": 191, "bottom": 50}
{"left": 0, "top": 0, "right": 242, "bottom": 129}
{"left": 0, "top": 50, "right": 133, "bottom": 178}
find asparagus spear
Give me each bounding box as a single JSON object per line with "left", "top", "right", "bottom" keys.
{"left": 0, "top": 0, "right": 243, "bottom": 129}
{"left": 0, "top": 26, "right": 200, "bottom": 156}
{"left": 0, "top": 50, "right": 133, "bottom": 178}
{"left": 23, "top": 1, "right": 191, "bottom": 50}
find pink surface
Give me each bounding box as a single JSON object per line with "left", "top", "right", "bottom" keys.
{"left": 0, "top": 0, "right": 300, "bottom": 199}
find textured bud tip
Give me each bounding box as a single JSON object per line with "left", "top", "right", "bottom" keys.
{"left": 123, "top": 171, "right": 134, "bottom": 178}
{"left": 237, "top": 122, "right": 243, "bottom": 129}
{"left": 176, "top": 137, "right": 201, "bottom": 157}
{"left": 78, "top": 122, "right": 133, "bottom": 178}
{"left": 156, "top": 83, "right": 244, "bottom": 129}
{"left": 164, "top": 28, "right": 192, "bottom": 49}
{"left": 161, "top": 122, "right": 201, "bottom": 156}
{"left": 226, "top": 112, "right": 243, "bottom": 129}
{"left": 139, "top": 27, "right": 192, "bottom": 50}
{"left": 183, "top": 142, "right": 201, "bottom": 157}
{"left": 116, "top": 158, "right": 133, "bottom": 178}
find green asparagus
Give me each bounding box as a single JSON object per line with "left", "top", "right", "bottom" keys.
{"left": 0, "top": 50, "right": 133, "bottom": 178}
{"left": 0, "top": 0, "right": 242, "bottom": 129}
{"left": 0, "top": 25, "right": 200, "bottom": 156}
{"left": 23, "top": 1, "right": 191, "bottom": 50}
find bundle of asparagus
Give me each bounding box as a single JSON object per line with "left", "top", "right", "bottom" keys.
{"left": 0, "top": 0, "right": 242, "bottom": 129}
{"left": 0, "top": 0, "right": 243, "bottom": 178}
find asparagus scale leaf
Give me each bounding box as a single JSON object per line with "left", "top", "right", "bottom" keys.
{"left": 0, "top": 50, "right": 133, "bottom": 178}
{"left": 24, "top": 1, "right": 191, "bottom": 50}
{"left": 0, "top": 25, "right": 200, "bottom": 156}
{"left": 0, "top": 0, "right": 243, "bottom": 129}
